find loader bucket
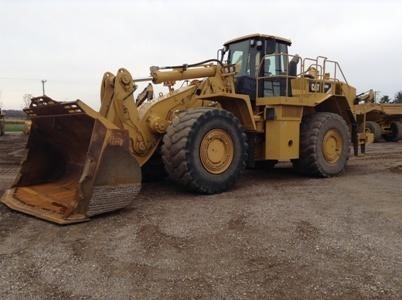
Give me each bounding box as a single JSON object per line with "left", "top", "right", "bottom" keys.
{"left": 1, "top": 97, "right": 142, "bottom": 224}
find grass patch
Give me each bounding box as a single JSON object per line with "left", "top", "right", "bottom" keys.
{"left": 4, "top": 121, "right": 25, "bottom": 132}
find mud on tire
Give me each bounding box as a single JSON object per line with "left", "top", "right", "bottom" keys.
{"left": 161, "top": 108, "right": 247, "bottom": 194}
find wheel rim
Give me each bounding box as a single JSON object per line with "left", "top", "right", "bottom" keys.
{"left": 322, "top": 129, "right": 343, "bottom": 164}
{"left": 200, "top": 129, "right": 234, "bottom": 174}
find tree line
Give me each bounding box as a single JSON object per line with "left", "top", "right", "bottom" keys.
{"left": 1, "top": 109, "right": 26, "bottom": 118}
{"left": 379, "top": 91, "right": 402, "bottom": 104}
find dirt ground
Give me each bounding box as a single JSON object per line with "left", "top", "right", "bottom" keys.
{"left": 0, "top": 133, "right": 401, "bottom": 299}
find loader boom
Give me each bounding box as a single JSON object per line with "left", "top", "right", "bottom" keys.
{"left": 97, "top": 62, "right": 249, "bottom": 166}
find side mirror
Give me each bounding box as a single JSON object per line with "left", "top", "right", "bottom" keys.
{"left": 217, "top": 47, "right": 226, "bottom": 62}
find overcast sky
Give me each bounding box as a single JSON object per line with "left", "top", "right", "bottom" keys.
{"left": 0, "top": 0, "right": 401, "bottom": 109}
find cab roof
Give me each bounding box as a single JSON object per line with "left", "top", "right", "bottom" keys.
{"left": 223, "top": 33, "right": 292, "bottom": 46}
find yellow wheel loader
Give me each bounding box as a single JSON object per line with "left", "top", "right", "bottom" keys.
{"left": 1, "top": 34, "right": 369, "bottom": 224}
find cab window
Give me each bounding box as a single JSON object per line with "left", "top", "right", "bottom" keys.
{"left": 227, "top": 40, "right": 251, "bottom": 76}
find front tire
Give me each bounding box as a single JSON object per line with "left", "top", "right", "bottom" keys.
{"left": 161, "top": 108, "right": 247, "bottom": 194}
{"left": 292, "top": 112, "right": 350, "bottom": 177}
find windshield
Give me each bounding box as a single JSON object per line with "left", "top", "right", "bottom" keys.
{"left": 227, "top": 40, "right": 251, "bottom": 76}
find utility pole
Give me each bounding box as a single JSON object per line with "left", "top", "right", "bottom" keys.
{"left": 374, "top": 90, "right": 380, "bottom": 103}
{"left": 41, "top": 80, "right": 47, "bottom": 95}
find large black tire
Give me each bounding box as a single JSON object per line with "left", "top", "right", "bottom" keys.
{"left": 292, "top": 112, "right": 350, "bottom": 177}
{"left": 365, "top": 121, "right": 382, "bottom": 142}
{"left": 382, "top": 121, "right": 402, "bottom": 142}
{"left": 161, "top": 108, "right": 247, "bottom": 194}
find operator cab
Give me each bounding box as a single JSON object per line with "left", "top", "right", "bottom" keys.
{"left": 223, "top": 34, "right": 293, "bottom": 101}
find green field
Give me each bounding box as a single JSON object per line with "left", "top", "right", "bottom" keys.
{"left": 5, "top": 123, "right": 25, "bottom": 132}
{"left": 3, "top": 119, "right": 26, "bottom": 132}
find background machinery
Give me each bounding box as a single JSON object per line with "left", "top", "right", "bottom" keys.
{"left": 354, "top": 91, "right": 402, "bottom": 142}
{"left": 1, "top": 34, "right": 369, "bottom": 224}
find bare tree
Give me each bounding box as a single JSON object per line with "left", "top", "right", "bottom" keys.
{"left": 379, "top": 95, "right": 391, "bottom": 103}
{"left": 393, "top": 91, "right": 402, "bottom": 104}
{"left": 23, "top": 94, "right": 33, "bottom": 108}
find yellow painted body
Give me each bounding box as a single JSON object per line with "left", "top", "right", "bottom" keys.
{"left": 252, "top": 80, "right": 358, "bottom": 160}
{"left": 99, "top": 65, "right": 256, "bottom": 167}
{"left": 265, "top": 106, "right": 303, "bottom": 160}
{"left": 1, "top": 35, "right": 369, "bottom": 224}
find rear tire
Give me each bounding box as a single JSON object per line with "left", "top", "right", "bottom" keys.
{"left": 382, "top": 121, "right": 402, "bottom": 142}
{"left": 365, "top": 121, "right": 382, "bottom": 142}
{"left": 292, "top": 112, "right": 350, "bottom": 177}
{"left": 161, "top": 108, "right": 247, "bottom": 194}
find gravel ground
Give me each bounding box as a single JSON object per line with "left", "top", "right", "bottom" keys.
{"left": 0, "top": 134, "right": 401, "bottom": 299}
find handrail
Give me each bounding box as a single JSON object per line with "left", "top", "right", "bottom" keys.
{"left": 256, "top": 53, "right": 299, "bottom": 98}
{"left": 255, "top": 53, "right": 349, "bottom": 99}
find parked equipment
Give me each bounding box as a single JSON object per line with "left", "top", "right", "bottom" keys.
{"left": 354, "top": 93, "right": 402, "bottom": 142}
{"left": 1, "top": 34, "right": 370, "bottom": 224}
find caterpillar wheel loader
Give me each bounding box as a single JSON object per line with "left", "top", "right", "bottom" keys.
{"left": 354, "top": 90, "right": 402, "bottom": 142}
{"left": 1, "top": 33, "right": 369, "bottom": 224}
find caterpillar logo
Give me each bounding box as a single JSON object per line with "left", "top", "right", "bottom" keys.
{"left": 309, "top": 82, "right": 332, "bottom": 93}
